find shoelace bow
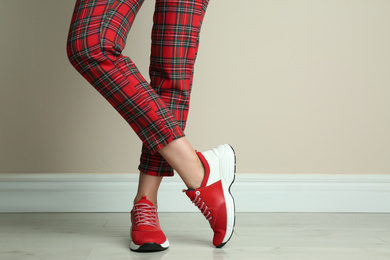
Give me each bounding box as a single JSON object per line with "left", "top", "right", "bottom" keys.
{"left": 133, "top": 203, "right": 157, "bottom": 228}
{"left": 184, "top": 190, "right": 213, "bottom": 221}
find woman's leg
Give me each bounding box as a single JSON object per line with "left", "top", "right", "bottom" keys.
{"left": 138, "top": 0, "right": 210, "bottom": 178}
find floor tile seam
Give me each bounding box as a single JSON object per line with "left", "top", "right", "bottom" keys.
{"left": 376, "top": 237, "right": 390, "bottom": 246}
{"left": 84, "top": 247, "right": 94, "bottom": 260}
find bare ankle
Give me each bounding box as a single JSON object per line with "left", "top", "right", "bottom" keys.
{"left": 186, "top": 158, "right": 205, "bottom": 189}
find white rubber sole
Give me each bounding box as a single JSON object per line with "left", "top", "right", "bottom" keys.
{"left": 218, "top": 144, "right": 236, "bottom": 246}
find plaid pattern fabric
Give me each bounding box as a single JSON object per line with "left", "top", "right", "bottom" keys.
{"left": 139, "top": 0, "right": 210, "bottom": 176}
{"left": 67, "top": 0, "right": 209, "bottom": 176}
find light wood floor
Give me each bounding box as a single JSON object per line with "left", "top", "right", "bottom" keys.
{"left": 1, "top": 212, "right": 390, "bottom": 260}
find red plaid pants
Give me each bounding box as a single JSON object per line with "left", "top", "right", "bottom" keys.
{"left": 66, "top": 0, "right": 209, "bottom": 176}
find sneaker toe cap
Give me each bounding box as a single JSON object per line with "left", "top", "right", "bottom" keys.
{"left": 212, "top": 228, "right": 227, "bottom": 247}
{"left": 132, "top": 230, "right": 167, "bottom": 245}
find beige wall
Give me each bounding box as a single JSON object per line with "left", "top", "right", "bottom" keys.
{"left": 0, "top": 0, "right": 389, "bottom": 174}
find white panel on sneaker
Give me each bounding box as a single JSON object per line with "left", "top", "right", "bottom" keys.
{"left": 201, "top": 144, "right": 232, "bottom": 187}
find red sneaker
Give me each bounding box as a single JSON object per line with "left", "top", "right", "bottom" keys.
{"left": 184, "top": 144, "right": 236, "bottom": 248}
{"left": 130, "top": 196, "right": 169, "bottom": 252}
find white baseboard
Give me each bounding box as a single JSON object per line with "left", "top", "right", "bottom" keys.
{"left": 1, "top": 173, "right": 390, "bottom": 213}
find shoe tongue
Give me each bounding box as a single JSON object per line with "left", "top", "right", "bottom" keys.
{"left": 136, "top": 195, "right": 154, "bottom": 207}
